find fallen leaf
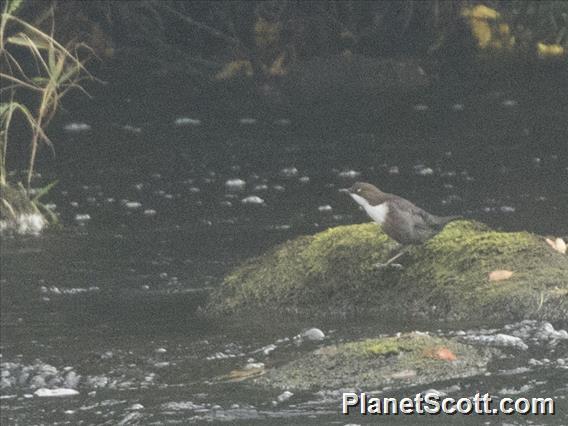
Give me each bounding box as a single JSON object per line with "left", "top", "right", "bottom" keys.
{"left": 489, "top": 270, "right": 514, "bottom": 282}
{"left": 546, "top": 237, "right": 567, "bottom": 254}
{"left": 423, "top": 347, "right": 458, "bottom": 361}
{"left": 225, "top": 367, "right": 265, "bottom": 382}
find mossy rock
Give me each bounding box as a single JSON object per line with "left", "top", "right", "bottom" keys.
{"left": 208, "top": 221, "right": 568, "bottom": 322}
{"left": 255, "top": 333, "right": 494, "bottom": 391}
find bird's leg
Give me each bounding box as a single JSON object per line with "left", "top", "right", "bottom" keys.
{"left": 374, "top": 245, "right": 410, "bottom": 270}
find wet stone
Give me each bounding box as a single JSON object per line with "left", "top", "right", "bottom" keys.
{"left": 301, "top": 328, "right": 325, "bottom": 341}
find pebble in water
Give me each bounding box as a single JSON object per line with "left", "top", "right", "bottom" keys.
{"left": 301, "top": 328, "right": 326, "bottom": 341}
{"left": 34, "top": 388, "right": 79, "bottom": 397}
{"left": 414, "top": 165, "right": 434, "bottom": 176}
{"left": 225, "top": 179, "right": 246, "bottom": 191}
{"left": 280, "top": 167, "right": 298, "bottom": 178}
{"left": 462, "top": 333, "right": 528, "bottom": 350}
{"left": 277, "top": 390, "right": 294, "bottom": 402}
{"left": 241, "top": 196, "right": 264, "bottom": 205}
{"left": 75, "top": 214, "right": 91, "bottom": 222}
{"left": 253, "top": 184, "right": 268, "bottom": 192}
{"left": 124, "top": 201, "right": 142, "bottom": 210}
{"left": 244, "top": 362, "right": 265, "bottom": 370}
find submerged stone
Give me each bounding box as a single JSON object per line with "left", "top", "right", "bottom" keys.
{"left": 208, "top": 221, "right": 568, "bottom": 322}
{"left": 255, "top": 333, "right": 494, "bottom": 391}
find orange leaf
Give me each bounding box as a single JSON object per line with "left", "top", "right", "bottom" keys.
{"left": 424, "top": 347, "right": 457, "bottom": 361}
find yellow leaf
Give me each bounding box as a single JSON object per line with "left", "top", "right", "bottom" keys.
{"left": 537, "top": 43, "right": 565, "bottom": 59}
{"left": 269, "top": 53, "right": 287, "bottom": 76}
{"left": 488, "top": 270, "right": 514, "bottom": 282}
{"left": 215, "top": 60, "right": 253, "bottom": 80}
{"left": 469, "top": 5, "right": 500, "bottom": 20}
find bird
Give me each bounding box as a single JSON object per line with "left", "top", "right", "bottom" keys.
{"left": 340, "top": 182, "right": 461, "bottom": 268}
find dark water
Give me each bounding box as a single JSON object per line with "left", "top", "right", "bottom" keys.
{"left": 1, "top": 85, "right": 568, "bottom": 424}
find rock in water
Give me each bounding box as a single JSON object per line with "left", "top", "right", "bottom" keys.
{"left": 34, "top": 388, "right": 79, "bottom": 397}
{"left": 302, "top": 328, "right": 325, "bottom": 341}
{"left": 208, "top": 221, "right": 568, "bottom": 323}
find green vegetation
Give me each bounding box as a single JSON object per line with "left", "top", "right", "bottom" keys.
{"left": 208, "top": 221, "right": 568, "bottom": 322}
{"left": 0, "top": 0, "right": 92, "bottom": 231}
{"left": 18, "top": 1, "right": 567, "bottom": 83}
{"left": 255, "top": 332, "right": 494, "bottom": 391}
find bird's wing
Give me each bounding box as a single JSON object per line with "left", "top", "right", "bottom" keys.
{"left": 389, "top": 197, "right": 434, "bottom": 227}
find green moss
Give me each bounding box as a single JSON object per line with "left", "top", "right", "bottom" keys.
{"left": 346, "top": 337, "right": 412, "bottom": 356}
{"left": 208, "top": 220, "right": 568, "bottom": 322}
{"left": 211, "top": 223, "right": 397, "bottom": 313}
{"left": 344, "top": 334, "right": 445, "bottom": 357}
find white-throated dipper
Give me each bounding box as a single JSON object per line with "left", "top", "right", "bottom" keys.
{"left": 340, "top": 182, "right": 460, "bottom": 268}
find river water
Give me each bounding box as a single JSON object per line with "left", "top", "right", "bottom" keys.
{"left": 1, "top": 81, "right": 567, "bottom": 424}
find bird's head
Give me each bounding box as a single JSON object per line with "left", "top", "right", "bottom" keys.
{"left": 339, "top": 182, "right": 385, "bottom": 206}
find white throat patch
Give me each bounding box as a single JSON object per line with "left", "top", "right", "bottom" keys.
{"left": 350, "top": 193, "right": 389, "bottom": 225}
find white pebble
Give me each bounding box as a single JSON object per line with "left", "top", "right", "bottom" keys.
{"left": 124, "top": 201, "right": 142, "bottom": 210}
{"left": 225, "top": 179, "right": 246, "bottom": 191}
{"left": 277, "top": 391, "right": 294, "bottom": 402}
{"left": 242, "top": 196, "right": 264, "bottom": 205}
{"left": 34, "top": 388, "right": 79, "bottom": 397}
{"left": 280, "top": 167, "right": 298, "bottom": 178}
{"left": 302, "top": 328, "right": 325, "bottom": 341}
{"left": 244, "top": 362, "right": 265, "bottom": 370}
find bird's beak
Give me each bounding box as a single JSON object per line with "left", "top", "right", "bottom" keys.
{"left": 339, "top": 188, "right": 350, "bottom": 194}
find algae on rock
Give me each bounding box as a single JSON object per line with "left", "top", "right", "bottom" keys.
{"left": 209, "top": 221, "right": 568, "bottom": 322}
{"left": 255, "top": 333, "right": 495, "bottom": 391}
